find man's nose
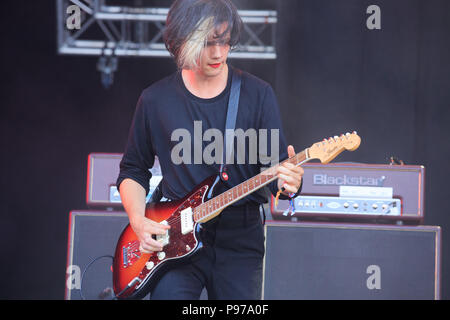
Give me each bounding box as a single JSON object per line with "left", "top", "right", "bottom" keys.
{"left": 210, "top": 44, "right": 224, "bottom": 58}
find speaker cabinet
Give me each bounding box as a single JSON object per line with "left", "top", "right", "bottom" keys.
{"left": 262, "top": 222, "right": 441, "bottom": 299}
{"left": 65, "top": 211, "right": 130, "bottom": 300}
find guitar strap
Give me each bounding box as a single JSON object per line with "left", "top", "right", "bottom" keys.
{"left": 220, "top": 68, "right": 266, "bottom": 225}
{"left": 219, "top": 67, "right": 242, "bottom": 182}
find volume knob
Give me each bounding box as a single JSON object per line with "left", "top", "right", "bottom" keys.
{"left": 157, "top": 251, "right": 166, "bottom": 260}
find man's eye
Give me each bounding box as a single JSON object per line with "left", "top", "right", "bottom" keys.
{"left": 206, "top": 40, "right": 230, "bottom": 47}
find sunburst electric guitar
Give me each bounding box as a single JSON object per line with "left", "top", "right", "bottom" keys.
{"left": 112, "top": 132, "right": 361, "bottom": 299}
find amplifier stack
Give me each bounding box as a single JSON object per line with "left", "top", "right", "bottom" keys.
{"left": 265, "top": 162, "right": 441, "bottom": 299}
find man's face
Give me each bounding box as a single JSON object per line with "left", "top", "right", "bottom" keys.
{"left": 197, "top": 23, "right": 231, "bottom": 78}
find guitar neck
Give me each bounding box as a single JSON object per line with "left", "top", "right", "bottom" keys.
{"left": 194, "top": 149, "right": 310, "bottom": 223}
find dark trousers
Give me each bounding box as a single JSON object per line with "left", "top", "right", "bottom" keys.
{"left": 150, "top": 203, "right": 265, "bottom": 300}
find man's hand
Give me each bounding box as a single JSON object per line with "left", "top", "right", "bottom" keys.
{"left": 130, "top": 215, "right": 170, "bottom": 253}
{"left": 276, "top": 145, "right": 304, "bottom": 196}
{"left": 119, "top": 178, "right": 170, "bottom": 254}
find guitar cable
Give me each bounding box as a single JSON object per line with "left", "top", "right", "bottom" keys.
{"left": 80, "top": 254, "right": 116, "bottom": 300}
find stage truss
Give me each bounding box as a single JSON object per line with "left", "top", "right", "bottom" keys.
{"left": 56, "top": 0, "right": 277, "bottom": 86}
{"left": 57, "top": 1, "right": 277, "bottom": 55}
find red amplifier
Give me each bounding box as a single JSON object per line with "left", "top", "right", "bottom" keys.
{"left": 270, "top": 163, "right": 425, "bottom": 224}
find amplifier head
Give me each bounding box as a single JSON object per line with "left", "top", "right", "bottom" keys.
{"left": 271, "top": 163, "right": 425, "bottom": 224}
{"left": 86, "top": 153, "right": 162, "bottom": 209}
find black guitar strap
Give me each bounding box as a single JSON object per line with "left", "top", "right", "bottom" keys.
{"left": 220, "top": 68, "right": 266, "bottom": 225}
{"left": 219, "top": 67, "right": 242, "bottom": 182}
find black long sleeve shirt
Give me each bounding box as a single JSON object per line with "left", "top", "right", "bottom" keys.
{"left": 117, "top": 66, "right": 296, "bottom": 206}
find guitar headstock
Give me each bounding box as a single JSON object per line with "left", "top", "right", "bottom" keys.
{"left": 308, "top": 132, "right": 361, "bottom": 164}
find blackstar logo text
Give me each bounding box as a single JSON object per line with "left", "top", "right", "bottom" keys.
{"left": 313, "top": 174, "right": 386, "bottom": 186}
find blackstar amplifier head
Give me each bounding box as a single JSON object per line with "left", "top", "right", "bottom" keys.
{"left": 271, "top": 163, "right": 425, "bottom": 224}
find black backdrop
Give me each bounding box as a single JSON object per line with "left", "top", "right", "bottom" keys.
{"left": 1, "top": 0, "right": 449, "bottom": 299}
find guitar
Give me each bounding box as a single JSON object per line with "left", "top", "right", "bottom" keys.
{"left": 112, "top": 132, "right": 361, "bottom": 299}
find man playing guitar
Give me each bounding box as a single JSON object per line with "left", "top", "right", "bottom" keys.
{"left": 116, "top": 0, "right": 303, "bottom": 300}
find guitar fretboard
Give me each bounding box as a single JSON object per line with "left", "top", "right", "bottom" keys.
{"left": 193, "top": 149, "right": 308, "bottom": 223}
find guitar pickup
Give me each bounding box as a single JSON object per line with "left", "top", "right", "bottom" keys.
{"left": 155, "top": 220, "right": 170, "bottom": 246}
{"left": 180, "top": 207, "right": 194, "bottom": 235}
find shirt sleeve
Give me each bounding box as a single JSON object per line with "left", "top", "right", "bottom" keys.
{"left": 116, "top": 92, "right": 156, "bottom": 195}
{"left": 258, "top": 84, "right": 302, "bottom": 200}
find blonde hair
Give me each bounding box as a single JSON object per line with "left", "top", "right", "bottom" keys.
{"left": 178, "top": 17, "right": 214, "bottom": 70}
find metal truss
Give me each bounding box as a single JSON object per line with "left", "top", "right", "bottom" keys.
{"left": 56, "top": 0, "right": 277, "bottom": 60}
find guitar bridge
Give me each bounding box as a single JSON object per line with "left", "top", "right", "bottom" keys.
{"left": 122, "top": 240, "right": 141, "bottom": 268}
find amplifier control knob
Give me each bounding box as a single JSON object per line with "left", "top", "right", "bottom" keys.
{"left": 372, "top": 204, "right": 378, "bottom": 210}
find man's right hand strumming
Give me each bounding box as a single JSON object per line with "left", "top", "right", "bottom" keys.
{"left": 119, "top": 178, "right": 170, "bottom": 253}
{"left": 130, "top": 215, "right": 170, "bottom": 253}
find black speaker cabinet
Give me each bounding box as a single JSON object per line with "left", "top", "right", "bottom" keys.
{"left": 262, "top": 222, "right": 441, "bottom": 300}
{"left": 65, "top": 210, "right": 209, "bottom": 300}
{"left": 65, "top": 211, "right": 130, "bottom": 300}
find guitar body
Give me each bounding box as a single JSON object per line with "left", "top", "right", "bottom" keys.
{"left": 112, "top": 175, "right": 219, "bottom": 299}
